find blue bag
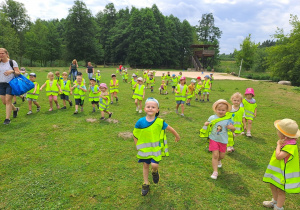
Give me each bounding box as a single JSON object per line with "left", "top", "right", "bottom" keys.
{"left": 9, "top": 74, "right": 35, "bottom": 96}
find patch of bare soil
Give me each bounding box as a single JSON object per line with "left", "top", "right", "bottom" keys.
{"left": 106, "top": 118, "right": 119, "bottom": 124}
{"left": 118, "top": 132, "right": 133, "bottom": 139}
{"left": 86, "top": 118, "right": 98, "bottom": 123}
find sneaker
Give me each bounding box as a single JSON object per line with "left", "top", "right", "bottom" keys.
{"left": 116, "top": 97, "right": 118, "bottom": 102}
{"left": 49, "top": 108, "right": 53, "bottom": 111}
{"left": 69, "top": 101, "right": 73, "bottom": 106}
{"left": 274, "top": 204, "right": 284, "bottom": 210}
{"left": 246, "top": 132, "right": 252, "bottom": 137}
{"left": 57, "top": 105, "right": 60, "bottom": 109}
{"left": 36, "top": 106, "right": 41, "bottom": 112}
{"left": 136, "top": 107, "right": 139, "bottom": 112}
{"left": 100, "top": 117, "right": 105, "bottom": 120}
{"left": 13, "top": 101, "right": 16, "bottom": 105}
{"left": 218, "top": 161, "right": 222, "bottom": 168}
{"left": 80, "top": 108, "right": 84, "bottom": 112}
{"left": 152, "top": 170, "right": 159, "bottom": 184}
{"left": 231, "top": 147, "right": 235, "bottom": 152}
{"left": 3, "top": 119, "right": 10, "bottom": 125}
{"left": 207, "top": 99, "right": 209, "bottom": 102}
{"left": 141, "top": 183, "right": 150, "bottom": 196}
{"left": 175, "top": 110, "right": 179, "bottom": 114}
{"left": 74, "top": 110, "right": 78, "bottom": 114}
{"left": 139, "top": 110, "right": 142, "bottom": 113}
{"left": 227, "top": 147, "right": 233, "bottom": 153}
{"left": 180, "top": 113, "right": 184, "bottom": 117}
{"left": 263, "top": 199, "right": 277, "bottom": 208}
{"left": 61, "top": 106, "right": 67, "bottom": 110}
{"left": 241, "top": 132, "right": 245, "bottom": 135}
{"left": 13, "top": 107, "right": 19, "bottom": 118}
{"left": 195, "top": 98, "right": 198, "bottom": 101}
{"left": 210, "top": 171, "right": 218, "bottom": 179}
{"left": 109, "top": 113, "right": 112, "bottom": 118}
{"left": 111, "top": 101, "right": 113, "bottom": 104}
{"left": 27, "top": 110, "right": 33, "bottom": 115}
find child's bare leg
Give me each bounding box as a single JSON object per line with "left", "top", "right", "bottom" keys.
{"left": 276, "top": 188, "right": 285, "bottom": 208}
{"left": 143, "top": 163, "right": 150, "bottom": 184}
{"left": 54, "top": 99, "right": 58, "bottom": 106}
{"left": 180, "top": 103, "right": 184, "bottom": 114}
{"left": 139, "top": 100, "right": 142, "bottom": 110}
{"left": 28, "top": 100, "right": 32, "bottom": 110}
{"left": 176, "top": 103, "right": 180, "bottom": 111}
{"left": 207, "top": 94, "right": 209, "bottom": 100}
{"left": 111, "top": 93, "right": 113, "bottom": 102}
{"left": 63, "top": 99, "right": 66, "bottom": 107}
{"left": 270, "top": 184, "right": 278, "bottom": 202}
{"left": 212, "top": 150, "right": 219, "bottom": 172}
{"left": 101, "top": 111, "right": 105, "bottom": 118}
{"left": 33, "top": 101, "right": 40, "bottom": 108}
{"left": 247, "top": 120, "right": 253, "bottom": 133}
{"left": 135, "top": 99, "right": 138, "bottom": 108}
{"left": 49, "top": 98, "right": 53, "bottom": 109}
{"left": 75, "top": 104, "right": 78, "bottom": 111}
{"left": 219, "top": 152, "right": 225, "bottom": 161}
{"left": 151, "top": 162, "right": 159, "bottom": 172}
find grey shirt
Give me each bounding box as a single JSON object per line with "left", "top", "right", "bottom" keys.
{"left": 0, "top": 60, "right": 18, "bottom": 83}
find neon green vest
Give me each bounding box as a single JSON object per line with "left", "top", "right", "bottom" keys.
{"left": 96, "top": 73, "right": 101, "bottom": 81}
{"left": 195, "top": 83, "right": 203, "bottom": 94}
{"left": 136, "top": 71, "right": 139, "bottom": 76}
{"left": 178, "top": 75, "right": 182, "bottom": 81}
{"left": 73, "top": 84, "right": 85, "bottom": 100}
{"left": 149, "top": 78, "right": 155, "bottom": 86}
{"left": 133, "top": 118, "right": 169, "bottom": 162}
{"left": 143, "top": 74, "right": 147, "bottom": 79}
{"left": 60, "top": 80, "right": 71, "bottom": 96}
{"left": 187, "top": 85, "right": 195, "bottom": 99}
{"left": 263, "top": 144, "right": 300, "bottom": 193}
{"left": 232, "top": 107, "right": 244, "bottom": 134}
{"left": 89, "top": 85, "right": 100, "bottom": 102}
{"left": 99, "top": 95, "right": 110, "bottom": 111}
{"left": 242, "top": 99, "right": 257, "bottom": 120}
{"left": 124, "top": 73, "right": 129, "bottom": 80}
{"left": 171, "top": 77, "right": 178, "bottom": 86}
{"left": 131, "top": 79, "right": 137, "bottom": 90}
{"left": 27, "top": 82, "right": 39, "bottom": 100}
{"left": 46, "top": 80, "right": 59, "bottom": 96}
{"left": 110, "top": 80, "right": 119, "bottom": 93}
{"left": 133, "top": 85, "right": 145, "bottom": 101}
{"left": 175, "top": 84, "right": 188, "bottom": 101}
{"left": 203, "top": 80, "right": 211, "bottom": 92}
{"left": 161, "top": 76, "right": 165, "bottom": 80}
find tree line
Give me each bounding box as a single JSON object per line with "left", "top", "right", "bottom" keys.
{"left": 0, "top": 0, "right": 222, "bottom": 69}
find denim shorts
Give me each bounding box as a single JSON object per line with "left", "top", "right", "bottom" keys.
{"left": 176, "top": 100, "right": 185, "bottom": 105}
{"left": 138, "top": 159, "right": 159, "bottom": 164}
{"left": 0, "top": 83, "right": 12, "bottom": 95}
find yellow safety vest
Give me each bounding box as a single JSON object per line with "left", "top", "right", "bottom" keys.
{"left": 99, "top": 95, "right": 110, "bottom": 111}
{"left": 133, "top": 85, "right": 145, "bottom": 101}
{"left": 187, "top": 85, "right": 195, "bottom": 99}
{"left": 161, "top": 76, "right": 165, "bottom": 80}
{"left": 110, "top": 80, "right": 119, "bottom": 93}
{"left": 178, "top": 75, "right": 182, "bottom": 81}
{"left": 263, "top": 144, "right": 300, "bottom": 193}
{"left": 26, "top": 82, "right": 39, "bottom": 100}
{"left": 45, "top": 80, "right": 59, "bottom": 96}
{"left": 203, "top": 80, "right": 211, "bottom": 93}
{"left": 133, "top": 118, "right": 169, "bottom": 162}
{"left": 89, "top": 85, "right": 100, "bottom": 102}
{"left": 96, "top": 73, "right": 101, "bottom": 81}
{"left": 175, "top": 84, "right": 188, "bottom": 101}
{"left": 195, "top": 83, "right": 203, "bottom": 94}
{"left": 60, "top": 80, "right": 71, "bottom": 96}
{"left": 242, "top": 99, "right": 257, "bottom": 120}
{"left": 149, "top": 78, "right": 155, "bottom": 86}
{"left": 131, "top": 79, "right": 137, "bottom": 90}
{"left": 124, "top": 73, "right": 128, "bottom": 80}
{"left": 171, "top": 77, "right": 178, "bottom": 86}
{"left": 73, "top": 84, "right": 86, "bottom": 100}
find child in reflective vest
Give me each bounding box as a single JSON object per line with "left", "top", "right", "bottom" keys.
{"left": 263, "top": 119, "right": 300, "bottom": 210}
{"left": 186, "top": 79, "right": 196, "bottom": 106}
{"left": 99, "top": 83, "right": 112, "bottom": 120}
{"left": 241, "top": 88, "right": 257, "bottom": 137}
{"left": 128, "top": 74, "right": 137, "bottom": 93}
{"left": 26, "top": 73, "right": 41, "bottom": 115}
{"left": 202, "top": 75, "right": 211, "bottom": 102}
{"left": 40, "top": 72, "right": 62, "bottom": 111}
{"left": 109, "top": 74, "right": 119, "bottom": 104}
{"left": 159, "top": 80, "right": 167, "bottom": 95}
{"left": 96, "top": 70, "right": 101, "bottom": 86}
{"left": 89, "top": 78, "right": 100, "bottom": 112}
{"left": 60, "top": 72, "right": 73, "bottom": 109}
{"left": 133, "top": 98, "right": 180, "bottom": 196}
{"left": 195, "top": 77, "right": 202, "bottom": 102}
{"left": 201, "top": 99, "right": 235, "bottom": 180}
{"left": 71, "top": 76, "right": 87, "bottom": 114}
{"left": 175, "top": 77, "right": 188, "bottom": 117}
{"left": 132, "top": 77, "right": 145, "bottom": 113}
{"left": 149, "top": 73, "right": 155, "bottom": 92}
{"left": 227, "top": 92, "right": 245, "bottom": 152}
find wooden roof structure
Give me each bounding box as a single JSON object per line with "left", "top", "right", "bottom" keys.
{"left": 190, "top": 44, "right": 218, "bottom": 70}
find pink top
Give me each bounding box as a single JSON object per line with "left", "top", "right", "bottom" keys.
{"left": 281, "top": 139, "right": 297, "bottom": 163}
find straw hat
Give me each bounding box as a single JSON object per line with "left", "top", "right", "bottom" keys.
{"left": 137, "top": 77, "right": 143, "bottom": 81}
{"left": 212, "top": 99, "right": 232, "bottom": 112}
{"left": 274, "top": 119, "right": 300, "bottom": 138}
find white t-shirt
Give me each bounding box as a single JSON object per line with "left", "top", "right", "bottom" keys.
{"left": 0, "top": 60, "right": 18, "bottom": 83}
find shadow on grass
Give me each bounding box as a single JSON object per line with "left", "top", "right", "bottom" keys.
{"left": 214, "top": 170, "right": 250, "bottom": 197}
{"left": 247, "top": 136, "right": 267, "bottom": 145}
{"left": 227, "top": 150, "right": 261, "bottom": 171}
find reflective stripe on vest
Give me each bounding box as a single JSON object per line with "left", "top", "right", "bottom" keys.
{"left": 175, "top": 84, "right": 188, "bottom": 101}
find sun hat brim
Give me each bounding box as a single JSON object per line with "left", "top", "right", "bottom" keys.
{"left": 212, "top": 99, "right": 232, "bottom": 112}
{"left": 274, "top": 119, "right": 300, "bottom": 138}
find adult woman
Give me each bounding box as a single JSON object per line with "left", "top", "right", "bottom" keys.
{"left": 86, "top": 62, "right": 94, "bottom": 80}
{"left": 69, "top": 59, "right": 78, "bottom": 82}
{"left": 0, "top": 48, "right": 20, "bottom": 124}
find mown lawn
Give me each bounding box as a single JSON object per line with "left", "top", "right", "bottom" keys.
{"left": 0, "top": 67, "right": 299, "bottom": 209}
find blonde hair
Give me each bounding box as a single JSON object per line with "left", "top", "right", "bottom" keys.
{"left": 62, "top": 72, "right": 68, "bottom": 76}
{"left": 0, "top": 48, "right": 9, "bottom": 62}
{"left": 72, "top": 59, "right": 77, "bottom": 64}
{"left": 231, "top": 92, "right": 243, "bottom": 101}
{"left": 47, "top": 72, "right": 54, "bottom": 79}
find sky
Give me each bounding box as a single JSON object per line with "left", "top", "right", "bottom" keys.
{"left": 13, "top": 0, "right": 300, "bottom": 54}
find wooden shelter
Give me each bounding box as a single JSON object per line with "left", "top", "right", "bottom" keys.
{"left": 190, "top": 44, "right": 217, "bottom": 71}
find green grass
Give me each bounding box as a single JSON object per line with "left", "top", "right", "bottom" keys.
{"left": 1, "top": 67, "right": 300, "bottom": 209}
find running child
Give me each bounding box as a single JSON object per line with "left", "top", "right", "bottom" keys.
{"left": 166, "top": 72, "right": 171, "bottom": 85}
{"left": 178, "top": 72, "right": 183, "bottom": 81}
{"left": 146, "top": 73, "right": 151, "bottom": 89}
{"left": 149, "top": 73, "right": 155, "bottom": 92}
{"left": 122, "top": 70, "right": 126, "bottom": 82}
{"left": 71, "top": 76, "right": 87, "bottom": 114}
{"left": 241, "top": 88, "right": 257, "bottom": 137}
{"left": 171, "top": 74, "right": 178, "bottom": 93}
{"left": 175, "top": 77, "right": 188, "bottom": 116}
{"left": 262, "top": 119, "right": 300, "bottom": 210}
{"left": 133, "top": 97, "right": 180, "bottom": 196}
{"left": 95, "top": 70, "right": 101, "bottom": 86}
{"left": 60, "top": 72, "right": 73, "bottom": 109}
{"left": 161, "top": 73, "right": 165, "bottom": 81}
{"left": 195, "top": 77, "right": 202, "bottom": 102}
{"left": 143, "top": 71, "right": 147, "bottom": 83}
{"left": 109, "top": 74, "right": 119, "bottom": 104}
{"left": 124, "top": 70, "right": 129, "bottom": 83}
{"left": 99, "top": 83, "right": 113, "bottom": 120}
{"left": 202, "top": 75, "right": 211, "bottom": 102}
{"left": 201, "top": 99, "right": 235, "bottom": 179}
{"left": 40, "top": 72, "right": 62, "bottom": 111}
{"left": 26, "top": 73, "right": 41, "bottom": 115}
{"left": 128, "top": 74, "right": 137, "bottom": 93}
{"left": 227, "top": 92, "right": 245, "bottom": 152}
{"left": 159, "top": 80, "right": 168, "bottom": 95}
{"left": 89, "top": 78, "right": 100, "bottom": 112}
{"left": 186, "top": 79, "right": 196, "bottom": 106}
{"left": 132, "top": 77, "right": 145, "bottom": 113}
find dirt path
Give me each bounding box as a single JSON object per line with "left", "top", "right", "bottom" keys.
{"left": 154, "top": 71, "right": 248, "bottom": 81}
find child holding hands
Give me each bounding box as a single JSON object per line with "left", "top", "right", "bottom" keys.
{"left": 202, "top": 99, "right": 235, "bottom": 179}
{"left": 99, "top": 83, "right": 113, "bottom": 120}
{"left": 263, "top": 119, "right": 300, "bottom": 210}
{"left": 71, "top": 76, "right": 87, "bottom": 114}
{"left": 241, "top": 88, "right": 257, "bottom": 137}
{"left": 26, "top": 73, "right": 41, "bottom": 114}
{"left": 133, "top": 98, "right": 180, "bottom": 196}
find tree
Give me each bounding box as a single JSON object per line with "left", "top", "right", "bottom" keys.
{"left": 234, "top": 34, "right": 258, "bottom": 71}
{"left": 197, "top": 13, "right": 222, "bottom": 44}
{"left": 65, "top": 0, "right": 102, "bottom": 64}
{"left": 266, "top": 15, "right": 300, "bottom": 86}
{"left": 46, "top": 21, "right": 62, "bottom": 66}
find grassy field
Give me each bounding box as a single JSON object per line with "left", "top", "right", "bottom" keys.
{"left": 1, "top": 67, "right": 300, "bottom": 209}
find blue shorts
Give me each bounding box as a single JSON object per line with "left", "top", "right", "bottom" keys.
{"left": 138, "top": 159, "right": 159, "bottom": 164}
{"left": 176, "top": 100, "right": 185, "bottom": 105}
{"left": 0, "top": 83, "right": 13, "bottom": 95}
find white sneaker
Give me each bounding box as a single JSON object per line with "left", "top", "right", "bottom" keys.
{"left": 139, "top": 110, "right": 142, "bottom": 113}
{"left": 262, "top": 199, "right": 277, "bottom": 208}
{"left": 246, "top": 132, "right": 252, "bottom": 137}
{"left": 218, "top": 161, "right": 222, "bottom": 168}
{"left": 136, "top": 107, "right": 139, "bottom": 112}
{"left": 227, "top": 147, "right": 232, "bottom": 152}
{"left": 27, "top": 110, "right": 33, "bottom": 115}
{"left": 210, "top": 171, "right": 218, "bottom": 179}
{"left": 180, "top": 113, "right": 184, "bottom": 117}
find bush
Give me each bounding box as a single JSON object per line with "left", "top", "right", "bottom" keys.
{"left": 271, "top": 76, "right": 280, "bottom": 82}
{"left": 246, "top": 74, "right": 253, "bottom": 79}
{"left": 260, "top": 75, "right": 271, "bottom": 80}
{"left": 252, "top": 75, "right": 261, "bottom": 80}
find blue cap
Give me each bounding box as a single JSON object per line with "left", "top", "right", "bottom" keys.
{"left": 204, "top": 75, "right": 210, "bottom": 78}
{"left": 172, "top": 74, "right": 175, "bottom": 77}
{"left": 145, "top": 97, "right": 159, "bottom": 108}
